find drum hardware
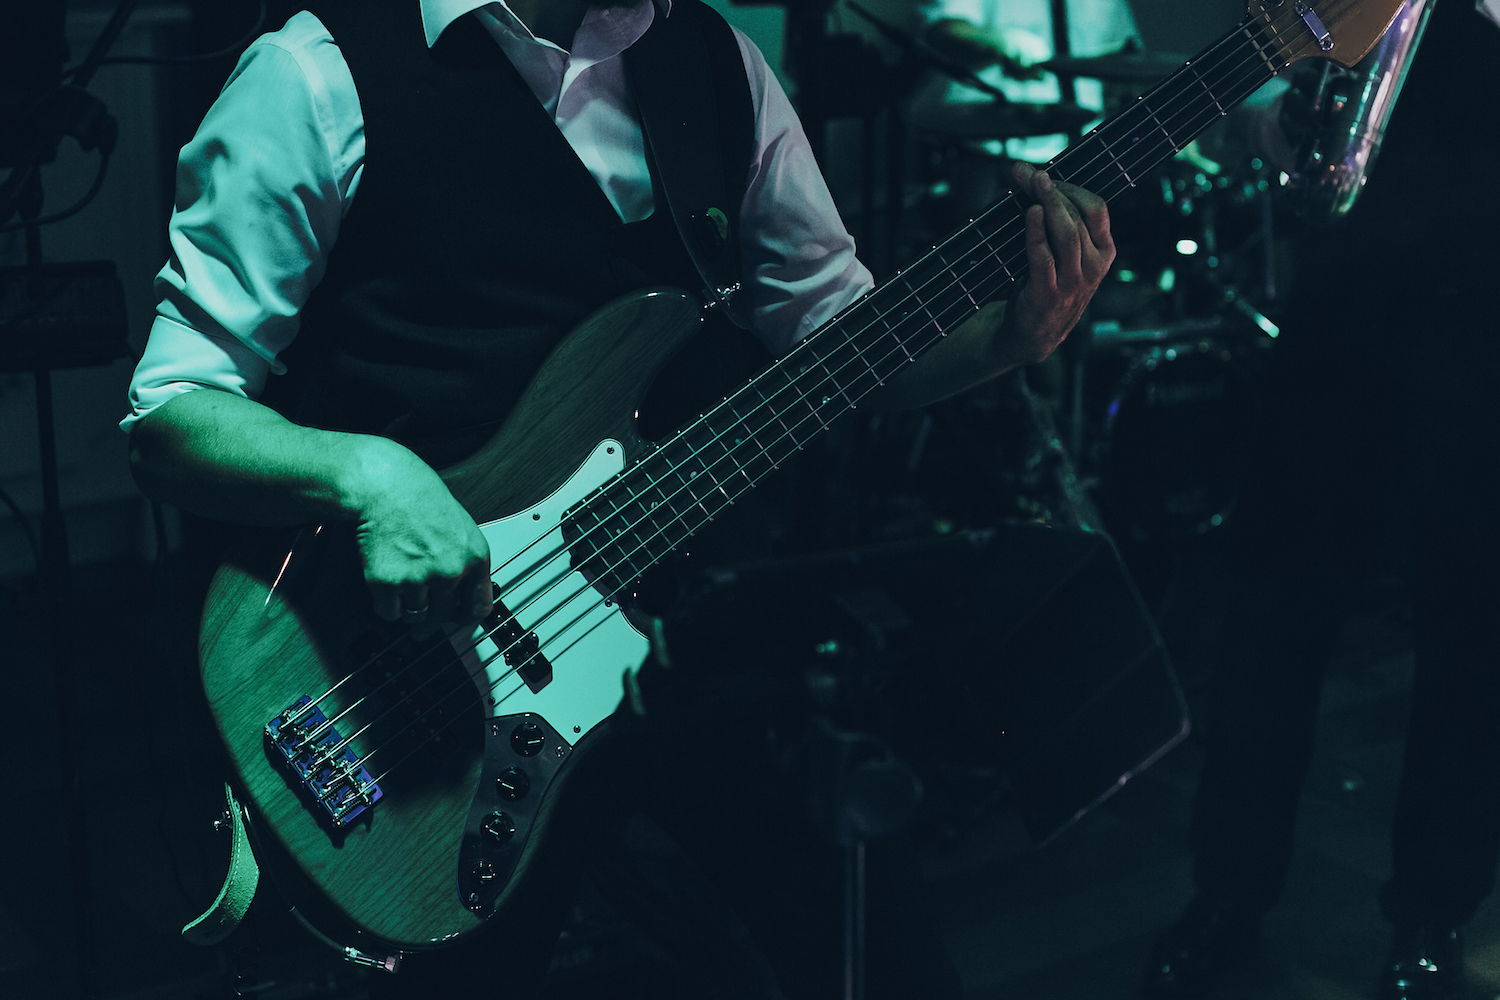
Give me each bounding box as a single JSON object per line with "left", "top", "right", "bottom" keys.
{"left": 1091, "top": 314, "right": 1228, "bottom": 349}
{"left": 1091, "top": 337, "right": 1269, "bottom": 542}
{"left": 1038, "top": 39, "right": 1190, "bottom": 84}
{"left": 844, "top": 0, "right": 1011, "bottom": 104}
{"left": 1015, "top": 371, "right": 1105, "bottom": 533}
{"left": 915, "top": 100, "right": 1102, "bottom": 140}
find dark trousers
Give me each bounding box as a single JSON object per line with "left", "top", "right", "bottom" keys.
{"left": 1188, "top": 282, "right": 1500, "bottom": 929}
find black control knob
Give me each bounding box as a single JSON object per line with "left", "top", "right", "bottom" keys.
{"left": 511, "top": 721, "right": 545, "bottom": 756}
{"left": 471, "top": 859, "right": 497, "bottom": 882}
{"left": 482, "top": 811, "right": 516, "bottom": 844}
{"left": 495, "top": 767, "right": 530, "bottom": 801}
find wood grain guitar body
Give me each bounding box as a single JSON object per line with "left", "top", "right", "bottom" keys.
{"left": 198, "top": 289, "right": 703, "bottom": 955}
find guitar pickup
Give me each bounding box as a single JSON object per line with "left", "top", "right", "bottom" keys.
{"left": 267, "top": 696, "right": 383, "bottom": 827}
{"left": 484, "top": 600, "right": 553, "bottom": 694}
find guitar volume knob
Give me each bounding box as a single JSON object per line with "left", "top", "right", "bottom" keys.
{"left": 482, "top": 811, "right": 516, "bottom": 844}
{"left": 511, "top": 722, "right": 545, "bottom": 756}
{"left": 495, "top": 767, "right": 530, "bottom": 801}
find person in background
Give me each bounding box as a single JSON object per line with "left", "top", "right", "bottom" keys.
{"left": 1141, "top": 3, "right": 1500, "bottom": 998}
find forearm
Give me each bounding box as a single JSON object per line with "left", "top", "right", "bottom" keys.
{"left": 864, "top": 301, "right": 1018, "bottom": 412}
{"left": 127, "top": 389, "right": 417, "bottom": 528}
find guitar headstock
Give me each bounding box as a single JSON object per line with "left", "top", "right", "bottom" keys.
{"left": 1248, "top": 0, "right": 1410, "bottom": 69}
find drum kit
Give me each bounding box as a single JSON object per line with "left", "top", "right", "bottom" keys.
{"left": 892, "top": 38, "right": 1283, "bottom": 545}
{"left": 827, "top": 0, "right": 1427, "bottom": 547}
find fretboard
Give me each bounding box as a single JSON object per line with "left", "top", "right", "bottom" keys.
{"left": 568, "top": 15, "right": 1294, "bottom": 598}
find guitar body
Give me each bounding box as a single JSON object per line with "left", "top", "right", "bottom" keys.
{"left": 199, "top": 289, "right": 704, "bottom": 953}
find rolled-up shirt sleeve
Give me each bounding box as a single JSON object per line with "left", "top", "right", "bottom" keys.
{"left": 731, "top": 28, "right": 875, "bottom": 357}
{"left": 122, "top": 12, "right": 364, "bottom": 431}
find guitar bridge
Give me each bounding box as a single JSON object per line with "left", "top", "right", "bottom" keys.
{"left": 267, "top": 696, "right": 384, "bottom": 827}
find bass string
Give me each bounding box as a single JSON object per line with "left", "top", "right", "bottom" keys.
{"left": 442, "top": 13, "right": 1297, "bottom": 673}
{"left": 330, "top": 15, "right": 1298, "bottom": 781}
{"left": 470, "top": 7, "right": 1296, "bottom": 617}
{"left": 308, "top": 14, "right": 1300, "bottom": 779}
{"left": 299, "top": 7, "right": 1294, "bottom": 740}
{"left": 451, "top": 11, "right": 1293, "bottom": 664}
{"left": 354, "top": 50, "right": 1301, "bottom": 792}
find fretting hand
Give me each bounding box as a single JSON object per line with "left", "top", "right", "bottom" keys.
{"left": 997, "top": 160, "right": 1116, "bottom": 367}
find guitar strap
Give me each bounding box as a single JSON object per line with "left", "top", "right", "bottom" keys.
{"left": 622, "top": 1, "right": 755, "bottom": 326}
{"left": 181, "top": 784, "right": 260, "bottom": 946}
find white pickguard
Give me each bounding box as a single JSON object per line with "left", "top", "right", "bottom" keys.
{"left": 449, "top": 440, "right": 648, "bottom": 745}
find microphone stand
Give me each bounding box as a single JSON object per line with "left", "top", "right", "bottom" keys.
{"left": 0, "top": 5, "right": 138, "bottom": 996}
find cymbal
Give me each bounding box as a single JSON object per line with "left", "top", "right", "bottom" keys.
{"left": 917, "top": 100, "right": 1100, "bottom": 139}
{"left": 1039, "top": 45, "right": 1187, "bottom": 83}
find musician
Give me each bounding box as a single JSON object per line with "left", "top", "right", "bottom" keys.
{"left": 122, "top": 0, "right": 1115, "bottom": 994}
{"left": 1141, "top": 3, "right": 1500, "bottom": 998}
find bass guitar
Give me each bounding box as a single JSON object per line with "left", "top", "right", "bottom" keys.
{"left": 198, "top": 0, "right": 1409, "bottom": 961}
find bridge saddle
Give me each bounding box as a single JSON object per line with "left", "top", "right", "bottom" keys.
{"left": 266, "top": 696, "right": 384, "bottom": 828}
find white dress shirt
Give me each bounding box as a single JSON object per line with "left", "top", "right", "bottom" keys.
{"left": 123, "top": 0, "right": 874, "bottom": 430}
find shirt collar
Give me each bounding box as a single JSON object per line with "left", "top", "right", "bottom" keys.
{"left": 420, "top": 0, "right": 672, "bottom": 48}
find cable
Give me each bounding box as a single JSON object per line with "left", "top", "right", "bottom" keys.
{"left": 0, "top": 485, "right": 41, "bottom": 578}
{"left": 0, "top": 150, "right": 110, "bottom": 235}
{"left": 60, "top": 1, "right": 268, "bottom": 78}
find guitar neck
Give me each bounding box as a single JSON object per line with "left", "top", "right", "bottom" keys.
{"left": 570, "top": 17, "right": 1292, "bottom": 594}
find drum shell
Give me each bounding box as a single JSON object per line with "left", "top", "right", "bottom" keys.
{"left": 1095, "top": 340, "right": 1266, "bottom": 541}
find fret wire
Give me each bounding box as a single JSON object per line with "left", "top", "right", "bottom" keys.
{"left": 1240, "top": 22, "right": 1278, "bottom": 73}
{"left": 601, "top": 491, "right": 661, "bottom": 566}
{"left": 690, "top": 443, "right": 732, "bottom": 502}
{"left": 769, "top": 364, "right": 826, "bottom": 437}
{"left": 935, "top": 247, "right": 979, "bottom": 310}
{"left": 667, "top": 461, "right": 702, "bottom": 505}
{"left": 817, "top": 332, "right": 880, "bottom": 404}
{"left": 1059, "top": 24, "right": 1272, "bottom": 186}
{"left": 628, "top": 477, "right": 671, "bottom": 535}
{"left": 718, "top": 437, "right": 754, "bottom": 485}
{"left": 754, "top": 383, "right": 804, "bottom": 452}
{"left": 888, "top": 278, "right": 920, "bottom": 362}
{"left": 1144, "top": 100, "right": 1180, "bottom": 151}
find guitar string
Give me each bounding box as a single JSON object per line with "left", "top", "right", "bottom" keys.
{"left": 298, "top": 16, "right": 1301, "bottom": 793}
{"left": 336, "top": 35, "right": 1304, "bottom": 798}
{"left": 299, "top": 17, "right": 1300, "bottom": 794}
{"left": 302, "top": 17, "right": 1299, "bottom": 791}
{"left": 283, "top": 10, "right": 1279, "bottom": 753}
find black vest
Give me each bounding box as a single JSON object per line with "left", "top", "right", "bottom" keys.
{"left": 270, "top": 0, "right": 758, "bottom": 467}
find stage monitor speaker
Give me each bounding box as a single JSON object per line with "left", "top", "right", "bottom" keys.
{"left": 667, "top": 520, "right": 1189, "bottom": 845}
